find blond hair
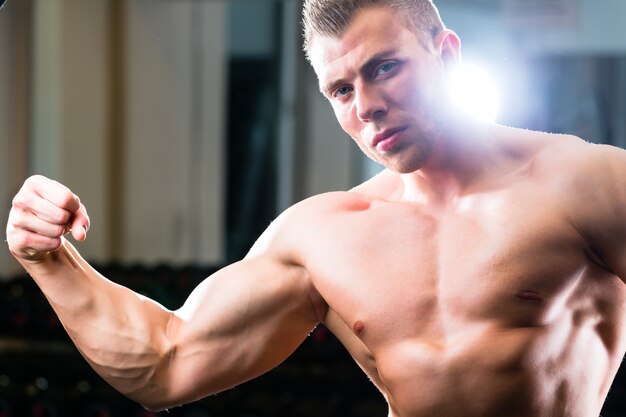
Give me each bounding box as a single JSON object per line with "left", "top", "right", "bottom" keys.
{"left": 302, "top": 0, "right": 445, "bottom": 61}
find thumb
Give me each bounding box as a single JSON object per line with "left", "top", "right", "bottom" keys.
{"left": 70, "top": 204, "right": 90, "bottom": 241}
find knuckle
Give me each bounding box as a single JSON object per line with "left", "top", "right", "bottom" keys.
{"left": 11, "top": 192, "right": 26, "bottom": 209}
{"left": 14, "top": 231, "right": 32, "bottom": 249}
{"left": 53, "top": 224, "right": 66, "bottom": 238}
{"left": 25, "top": 174, "right": 43, "bottom": 187}
{"left": 58, "top": 192, "right": 76, "bottom": 209}
{"left": 46, "top": 237, "right": 62, "bottom": 252}
{"left": 8, "top": 211, "right": 24, "bottom": 229}
{"left": 54, "top": 210, "right": 71, "bottom": 225}
{"left": 8, "top": 209, "right": 30, "bottom": 229}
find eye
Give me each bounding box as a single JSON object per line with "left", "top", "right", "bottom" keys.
{"left": 375, "top": 61, "right": 398, "bottom": 77}
{"left": 333, "top": 85, "right": 353, "bottom": 99}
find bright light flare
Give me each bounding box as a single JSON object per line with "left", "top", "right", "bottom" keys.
{"left": 448, "top": 63, "right": 500, "bottom": 123}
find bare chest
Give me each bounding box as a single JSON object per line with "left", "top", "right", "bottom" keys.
{"left": 306, "top": 189, "right": 605, "bottom": 347}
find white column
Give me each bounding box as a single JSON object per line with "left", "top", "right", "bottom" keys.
{"left": 31, "top": 0, "right": 62, "bottom": 179}
{"left": 60, "top": 0, "right": 110, "bottom": 263}
{"left": 0, "top": 2, "right": 18, "bottom": 278}
{"left": 30, "top": 0, "right": 110, "bottom": 263}
{"left": 123, "top": 1, "right": 226, "bottom": 265}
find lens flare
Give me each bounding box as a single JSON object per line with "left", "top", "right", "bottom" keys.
{"left": 449, "top": 63, "right": 500, "bottom": 123}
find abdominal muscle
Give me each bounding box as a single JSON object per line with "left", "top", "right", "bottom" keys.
{"left": 348, "top": 320, "right": 610, "bottom": 417}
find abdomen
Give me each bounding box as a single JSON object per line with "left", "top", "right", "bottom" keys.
{"left": 373, "top": 323, "right": 607, "bottom": 417}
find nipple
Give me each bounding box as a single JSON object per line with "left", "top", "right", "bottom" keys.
{"left": 516, "top": 290, "right": 543, "bottom": 303}
{"left": 352, "top": 320, "right": 365, "bottom": 336}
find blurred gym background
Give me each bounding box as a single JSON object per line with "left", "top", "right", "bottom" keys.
{"left": 0, "top": 0, "right": 625, "bottom": 416}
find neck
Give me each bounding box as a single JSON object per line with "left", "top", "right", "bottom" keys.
{"left": 399, "top": 118, "right": 499, "bottom": 205}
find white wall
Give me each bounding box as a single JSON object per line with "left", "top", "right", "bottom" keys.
{"left": 6, "top": 0, "right": 228, "bottom": 272}
{"left": 0, "top": 0, "right": 31, "bottom": 278}
{"left": 122, "top": 1, "right": 226, "bottom": 265}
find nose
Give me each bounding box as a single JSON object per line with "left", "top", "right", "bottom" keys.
{"left": 355, "top": 85, "right": 387, "bottom": 122}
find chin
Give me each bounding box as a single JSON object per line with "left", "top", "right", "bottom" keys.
{"left": 387, "top": 162, "right": 425, "bottom": 174}
{"left": 361, "top": 133, "right": 436, "bottom": 173}
{"left": 390, "top": 165, "right": 421, "bottom": 174}
{"left": 382, "top": 155, "right": 427, "bottom": 174}
{"left": 385, "top": 145, "right": 434, "bottom": 174}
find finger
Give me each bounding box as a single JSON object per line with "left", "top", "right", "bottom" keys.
{"left": 70, "top": 203, "right": 90, "bottom": 241}
{"left": 25, "top": 175, "right": 82, "bottom": 214}
{"left": 70, "top": 223, "right": 86, "bottom": 241}
{"left": 7, "top": 228, "right": 63, "bottom": 258}
{"left": 10, "top": 208, "right": 67, "bottom": 239}
{"left": 12, "top": 190, "right": 73, "bottom": 225}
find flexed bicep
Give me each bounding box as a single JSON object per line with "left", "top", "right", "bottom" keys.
{"left": 153, "top": 255, "right": 321, "bottom": 410}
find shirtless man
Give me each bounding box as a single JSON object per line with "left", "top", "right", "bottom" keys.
{"left": 6, "top": 1, "right": 626, "bottom": 416}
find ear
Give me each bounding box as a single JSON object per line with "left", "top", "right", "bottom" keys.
{"left": 433, "top": 29, "right": 462, "bottom": 72}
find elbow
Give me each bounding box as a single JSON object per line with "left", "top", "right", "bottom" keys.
{"left": 108, "top": 362, "right": 177, "bottom": 412}
{"left": 140, "top": 401, "right": 173, "bottom": 413}
{"left": 130, "top": 369, "right": 180, "bottom": 412}
{"left": 126, "top": 314, "right": 182, "bottom": 411}
{"left": 140, "top": 403, "right": 166, "bottom": 413}
{"left": 144, "top": 316, "right": 188, "bottom": 411}
{"left": 124, "top": 363, "right": 181, "bottom": 412}
{"left": 134, "top": 311, "right": 211, "bottom": 411}
{"left": 134, "top": 377, "right": 187, "bottom": 413}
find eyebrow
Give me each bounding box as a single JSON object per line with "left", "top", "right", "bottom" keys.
{"left": 320, "top": 49, "right": 399, "bottom": 96}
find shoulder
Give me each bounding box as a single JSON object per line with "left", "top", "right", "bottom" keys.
{"left": 530, "top": 133, "right": 626, "bottom": 245}
{"left": 496, "top": 128, "right": 626, "bottom": 221}
{"left": 289, "top": 190, "right": 377, "bottom": 219}
{"left": 246, "top": 190, "right": 377, "bottom": 261}
{"left": 499, "top": 129, "right": 620, "bottom": 184}
{"left": 530, "top": 133, "right": 626, "bottom": 186}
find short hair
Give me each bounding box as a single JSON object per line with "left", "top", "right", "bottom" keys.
{"left": 302, "top": 0, "right": 446, "bottom": 61}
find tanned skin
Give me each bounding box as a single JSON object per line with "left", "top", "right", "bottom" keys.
{"left": 6, "top": 6, "right": 626, "bottom": 417}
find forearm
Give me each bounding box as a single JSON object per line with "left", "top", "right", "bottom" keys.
{"left": 15, "top": 238, "right": 174, "bottom": 408}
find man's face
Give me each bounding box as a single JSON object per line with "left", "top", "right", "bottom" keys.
{"left": 309, "top": 6, "right": 455, "bottom": 174}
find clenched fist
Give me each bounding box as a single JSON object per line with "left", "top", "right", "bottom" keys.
{"left": 6, "top": 175, "right": 91, "bottom": 263}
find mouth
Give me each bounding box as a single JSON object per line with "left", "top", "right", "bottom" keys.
{"left": 372, "top": 127, "right": 407, "bottom": 151}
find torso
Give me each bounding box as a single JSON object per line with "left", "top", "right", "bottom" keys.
{"left": 294, "top": 132, "right": 626, "bottom": 417}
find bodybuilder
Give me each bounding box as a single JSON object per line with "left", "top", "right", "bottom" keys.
{"left": 6, "top": 1, "right": 626, "bottom": 416}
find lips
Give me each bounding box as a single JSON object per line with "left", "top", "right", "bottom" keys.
{"left": 372, "top": 127, "right": 407, "bottom": 149}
